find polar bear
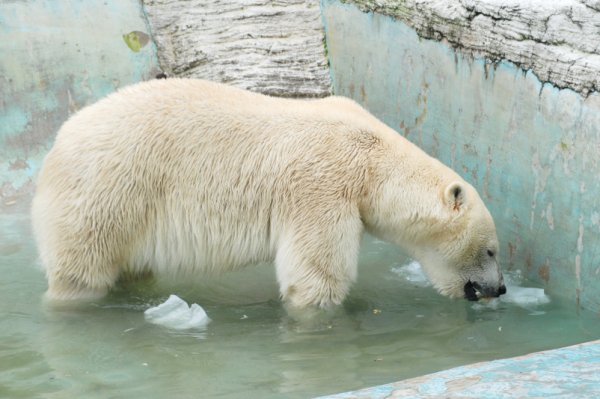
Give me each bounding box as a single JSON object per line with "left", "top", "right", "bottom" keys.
{"left": 31, "top": 79, "right": 505, "bottom": 308}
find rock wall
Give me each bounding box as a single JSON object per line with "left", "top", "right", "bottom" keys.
{"left": 143, "top": 0, "right": 331, "bottom": 97}
{"left": 343, "top": 0, "right": 600, "bottom": 96}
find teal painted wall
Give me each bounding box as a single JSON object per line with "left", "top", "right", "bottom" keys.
{"left": 0, "top": 0, "right": 160, "bottom": 208}
{"left": 322, "top": 0, "right": 600, "bottom": 312}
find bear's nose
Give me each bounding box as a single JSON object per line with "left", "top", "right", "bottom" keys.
{"left": 498, "top": 285, "right": 507, "bottom": 296}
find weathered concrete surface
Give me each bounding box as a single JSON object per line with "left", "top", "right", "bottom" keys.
{"left": 0, "top": 0, "right": 160, "bottom": 208}
{"left": 342, "top": 0, "right": 600, "bottom": 96}
{"left": 322, "top": 0, "right": 600, "bottom": 312}
{"left": 317, "top": 340, "right": 600, "bottom": 398}
{"left": 142, "top": 0, "right": 331, "bottom": 97}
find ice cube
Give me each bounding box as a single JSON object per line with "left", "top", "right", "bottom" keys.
{"left": 144, "top": 295, "right": 211, "bottom": 330}
{"left": 500, "top": 285, "right": 550, "bottom": 307}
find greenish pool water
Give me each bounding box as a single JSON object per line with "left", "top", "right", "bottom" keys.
{"left": 1, "top": 209, "right": 598, "bottom": 398}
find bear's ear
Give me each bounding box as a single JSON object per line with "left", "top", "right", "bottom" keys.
{"left": 443, "top": 181, "right": 466, "bottom": 212}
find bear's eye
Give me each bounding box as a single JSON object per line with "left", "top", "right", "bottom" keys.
{"left": 487, "top": 249, "right": 495, "bottom": 257}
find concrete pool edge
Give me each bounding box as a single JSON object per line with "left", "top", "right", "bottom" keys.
{"left": 316, "top": 339, "right": 600, "bottom": 398}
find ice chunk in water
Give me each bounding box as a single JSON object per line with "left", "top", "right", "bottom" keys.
{"left": 473, "top": 273, "right": 550, "bottom": 312}
{"left": 499, "top": 272, "right": 550, "bottom": 308}
{"left": 144, "top": 295, "right": 211, "bottom": 330}
{"left": 500, "top": 285, "right": 550, "bottom": 307}
{"left": 391, "top": 260, "right": 431, "bottom": 287}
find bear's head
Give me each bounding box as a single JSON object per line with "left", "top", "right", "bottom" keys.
{"left": 414, "top": 181, "right": 506, "bottom": 301}
{"left": 364, "top": 173, "right": 505, "bottom": 301}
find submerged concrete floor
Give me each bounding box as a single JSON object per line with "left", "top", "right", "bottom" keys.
{"left": 318, "top": 340, "right": 600, "bottom": 398}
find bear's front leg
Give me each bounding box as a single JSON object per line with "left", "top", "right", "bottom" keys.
{"left": 274, "top": 208, "right": 363, "bottom": 309}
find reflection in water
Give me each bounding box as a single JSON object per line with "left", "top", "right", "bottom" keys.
{"left": 0, "top": 212, "right": 598, "bottom": 398}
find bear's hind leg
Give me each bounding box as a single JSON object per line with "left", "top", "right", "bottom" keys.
{"left": 275, "top": 208, "right": 363, "bottom": 309}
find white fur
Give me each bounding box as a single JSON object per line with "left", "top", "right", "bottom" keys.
{"left": 31, "top": 79, "right": 501, "bottom": 308}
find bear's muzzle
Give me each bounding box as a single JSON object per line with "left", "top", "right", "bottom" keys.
{"left": 464, "top": 281, "right": 507, "bottom": 301}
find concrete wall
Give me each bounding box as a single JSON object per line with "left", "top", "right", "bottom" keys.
{"left": 0, "top": 0, "right": 330, "bottom": 214}
{"left": 0, "top": 0, "right": 160, "bottom": 209}
{"left": 321, "top": 0, "right": 600, "bottom": 312}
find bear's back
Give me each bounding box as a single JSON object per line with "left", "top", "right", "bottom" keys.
{"left": 53, "top": 79, "right": 375, "bottom": 156}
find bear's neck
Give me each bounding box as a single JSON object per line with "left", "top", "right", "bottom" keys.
{"left": 359, "top": 140, "right": 459, "bottom": 255}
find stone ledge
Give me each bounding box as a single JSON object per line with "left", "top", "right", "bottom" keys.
{"left": 143, "top": 0, "right": 331, "bottom": 97}
{"left": 344, "top": 0, "right": 600, "bottom": 96}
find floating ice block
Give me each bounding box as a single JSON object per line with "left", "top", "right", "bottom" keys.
{"left": 500, "top": 285, "right": 550, "bottom": 307}
{"left": 144, "top": 295, "right": 211, "bottom": 330}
